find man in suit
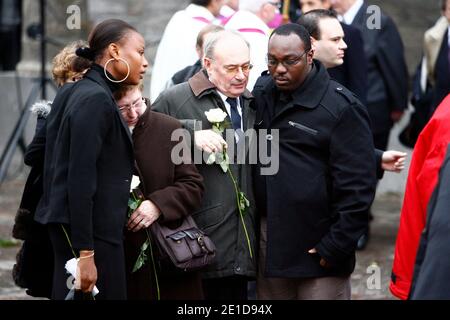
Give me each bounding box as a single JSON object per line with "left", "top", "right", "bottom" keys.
{"left": 253, "top": 23, "right": 376, "bottom": 300}
{"left": 330, "top": 0, "right": 409, "bottom": 250}
{"left": 330, "top": 0, "right": 408, "bottom": 151}
{"left": 152, "top": 30, "right": 257, "bottom": 300}
{"left": 299, "top": 0, "right": 368, "bottom": 104}
{"left": 297, "top": 8, "right": 406, "bottom": 182}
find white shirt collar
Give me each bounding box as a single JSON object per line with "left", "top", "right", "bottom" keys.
{"left": 339, "top": 0, "right": 364, "bottom": 25}
{"left": 216, "top": 90, "right": 243, "bottom": 136}
{"left": 217, "top": 90, "right": 242, "bottom": 114}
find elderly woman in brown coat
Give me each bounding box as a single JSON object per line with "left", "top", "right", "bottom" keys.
{"left": 114, "top": 84, "right": 205, "bottom": 300}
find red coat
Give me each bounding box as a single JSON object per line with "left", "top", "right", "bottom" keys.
{"left": 390, "top": 94, "right": 450, "bottom": 299}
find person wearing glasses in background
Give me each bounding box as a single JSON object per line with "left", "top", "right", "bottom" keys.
{"left": 153, "top": 30, "right": 257, "bottom": 300}
{"left": 113, "top": 84, "right": 205, "bottom": 300}
{"left": 252, "top": 23, "right": 376, "bottom": 299}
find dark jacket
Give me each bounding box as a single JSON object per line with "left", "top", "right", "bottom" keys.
{"left": 409, "top": 144, "right": 450, "bottom": 299}
{"left": 252, "top": 60, "right": 377, "bottom": 278}
{"left": 350, "top": 3, "right": 409, "bottom": 133}
{"left": 152, "top": 70, "right": 258, "bottom": 279}
{"left": 34, "top": 64, "right": 134, "bottom": 250}
{"left": 328, "top": 23, "right": 367, "bottom": 105}
{"left": 171, "top": 59, "right": 202, "bottom": 86}
{"left": 125, "top": 104, "right": 205, "bottom": 300}
{"left": 431, "top": 30, "right": 450, "bottom": 112}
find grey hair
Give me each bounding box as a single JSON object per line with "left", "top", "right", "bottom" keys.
{"left": 203, "top": 30, "right": 251, "bottom": 60}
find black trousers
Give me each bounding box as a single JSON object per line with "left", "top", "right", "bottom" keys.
{"left": 48, "top": 224, "right": 127, "bottom": 300}
{"left": 202, "top": 276, "right": 248, "bottom": 300}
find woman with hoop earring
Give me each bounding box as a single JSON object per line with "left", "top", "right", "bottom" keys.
{"left": 34, "top": 19, "right": 148, "bottom": 300}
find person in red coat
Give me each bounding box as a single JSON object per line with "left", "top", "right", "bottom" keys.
{"left": 391, "top": 93, "right": 450, "bottom": 299}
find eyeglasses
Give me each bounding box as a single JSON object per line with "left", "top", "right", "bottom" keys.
{"left": 223, "top": 63, "right": 253, "bottom": 75}
{"left": 267, "top": 50, "right": 309, "bottom": 69}
{"left": 267, "top": 1, "right": 282, "bottom": 9}
{"left": 118, "top": 97, "right": 145, "bottom": 112}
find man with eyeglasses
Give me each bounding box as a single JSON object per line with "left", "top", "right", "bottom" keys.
{"left": 224, "top": 0, "right": 283, "bottom": 90}
{"left": 153, "top": 30, "right": 257, "bottom": 300}
{"left": 252, "top": 23, "right": 377, "bottom": 299}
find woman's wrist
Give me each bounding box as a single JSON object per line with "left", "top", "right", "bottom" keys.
{"left": 79, "top": 250, "right": 95, "bottom": 258}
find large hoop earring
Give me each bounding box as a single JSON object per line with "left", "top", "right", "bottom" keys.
{"left": 104, "top": 58, "right": 130, "bottom": 83}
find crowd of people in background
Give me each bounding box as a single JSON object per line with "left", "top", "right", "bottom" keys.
{"left": 10, "top": 0, "right": 450, "bottom": 300}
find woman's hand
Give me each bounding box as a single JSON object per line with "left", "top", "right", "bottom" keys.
{"left": 77, "top": 251, "right": 97, "bottom": 293}
{"left": 127, "top": 200, "right": 161, "bottom": 232}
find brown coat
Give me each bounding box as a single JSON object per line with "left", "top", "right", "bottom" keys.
{"left": 124, "top": 104, "right": 205, "bottom": 300}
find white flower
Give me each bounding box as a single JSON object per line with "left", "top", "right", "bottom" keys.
{"left": 205, "top": 108, "right": 227, "bottom": 123}
{"left": 130, "top": 175, "right": 141, "bottom": 191}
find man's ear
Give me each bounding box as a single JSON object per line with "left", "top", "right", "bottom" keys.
{"left": 307, "top": 48, "right": 315, "bottom": 64}
{"left": 203, "top": 57, "right": 212, "bottom": 70}
{"left": 310, "top": 36, "right": 317, "bottom": 50}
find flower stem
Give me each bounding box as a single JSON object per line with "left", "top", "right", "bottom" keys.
{"left": 145, "top": 229, "right": 160, "bottom": 300}
{"left": 227, "top": 169, "right": 253, "bottom": 259}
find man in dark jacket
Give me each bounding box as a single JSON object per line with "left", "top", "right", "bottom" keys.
{"left": 299, "top": 0, "right": 368, "bottom": 105}
{"left": 331, "top": 0, "right": 409, "bottom": 151}
{"left": 253, "top": 23, "right": 377, "bottom": 299}
{"left": 153, "top": 30, "right": 257, "bottom": 300}
{"left": 297, "top": 9, "right": 406, "bottom": 182}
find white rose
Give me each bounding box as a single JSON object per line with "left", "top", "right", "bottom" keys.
{"left": 205, "top": 108, "right": 227, "bottom": 123}
{"left": 130, "top": 175, "right": 141, "bottom": 191}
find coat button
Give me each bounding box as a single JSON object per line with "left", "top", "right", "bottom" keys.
{"left": 235, "top": 266, "right": 241, "bottom": 272}
{"left": 266, "top": 134, "right": 273, "bottom": 141}
{"left": 336, "top": 87, "right": 343, "bottom": 91}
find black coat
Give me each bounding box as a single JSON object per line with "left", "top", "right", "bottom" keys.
{"left": 431, "top": 30, "right": 450, "bottom": 112}
{"left": 34, "top": 65, "right": 134, "bottom": 250}
{"left": 252, "top": 61, "right": 377, "bottom": 278}
{"left": 410, "top": 144, "right": 450, "bottom": 299}
{"left": 328, "top": 23, "right": 367, "bottom": 106}
{"left": 350, "top": 3, "right": 409, "bottom": 133}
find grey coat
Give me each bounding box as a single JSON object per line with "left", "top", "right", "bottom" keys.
{"left": 152, "top": 70, "right": 257, "bottom": 279}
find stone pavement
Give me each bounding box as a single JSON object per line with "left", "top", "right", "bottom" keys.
{"left": 0, "top": 176, "right": 403, "bottom": 301}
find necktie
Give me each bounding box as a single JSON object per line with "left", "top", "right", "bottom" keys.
{"left": 226, "top": 97, "right": 241, "bottom": 131}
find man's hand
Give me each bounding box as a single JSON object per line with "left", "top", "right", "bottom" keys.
{"left": 77, "top": 251, "right": 97, "bottom": 293}
{"left": 308, "top": 248, "right": 331, "bottom": 268}
{"left": 390, "top": 110, "right": 404, "bottom": 123}
{"left": 194, "top": 130, "right": 227, "bottom": 153}
{"left": 382, "top": 150, "right": 407, "bottom": 173}
{"left": 127, "top": 200, "right": 161, "bottom": 232}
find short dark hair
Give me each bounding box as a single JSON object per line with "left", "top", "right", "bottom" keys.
{"left": 77, "top": 19, "right": 137, "bottom": 62}
{"left": 297, "top": 9, "right": 337, "bottom": 40}
{"left": 191, "top": 0, "right": 212, "bottom": 6}
{"left": 270, "top": 23, "right": 312, "bottom": 51}
{"left": 441, "top": 0, "right": 448, "bottom": 11}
